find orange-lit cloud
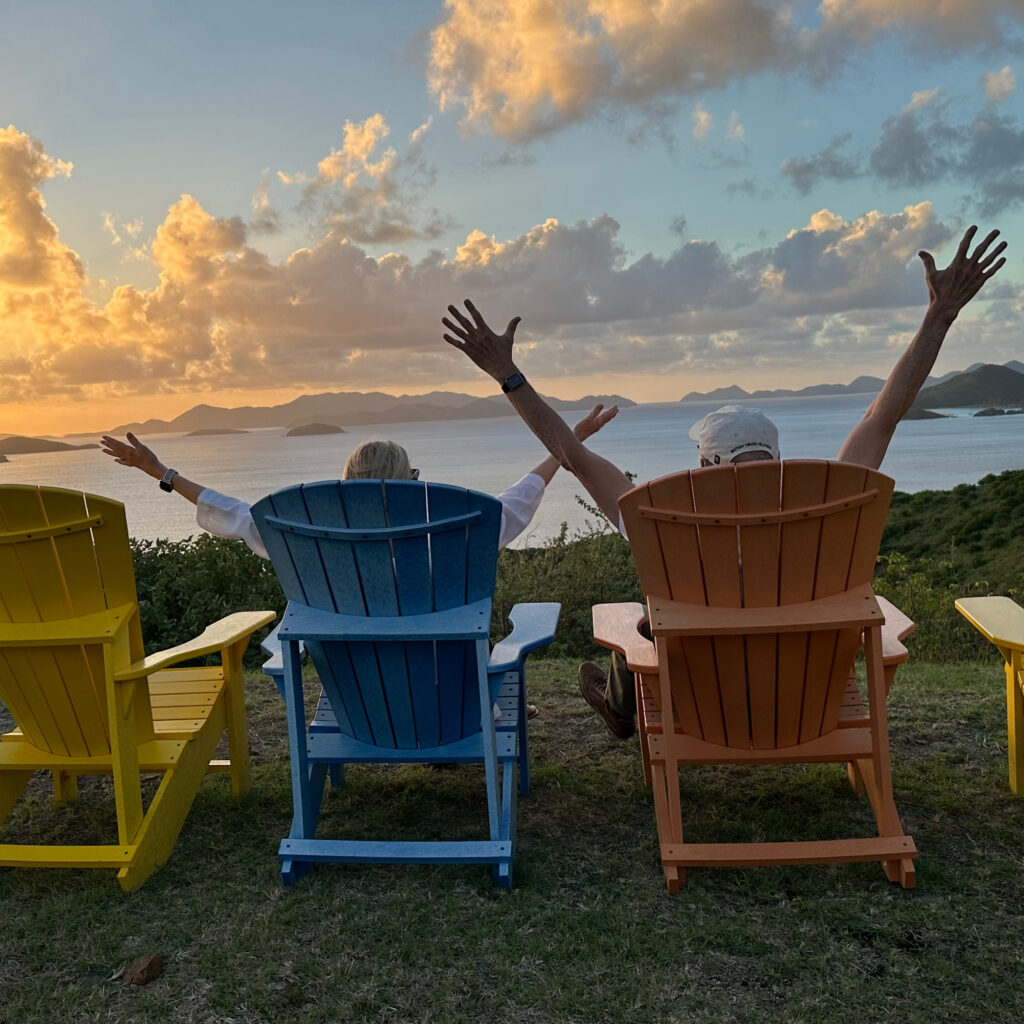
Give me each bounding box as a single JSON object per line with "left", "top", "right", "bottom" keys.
{"left": 1, "top": 125, "right": 1019, "bottom": 436}
{"left": 429, "top": 0, "right": 788, "bottom": 140}
{"left": 427, "top": 0, "right": 1021, "bottom": 141}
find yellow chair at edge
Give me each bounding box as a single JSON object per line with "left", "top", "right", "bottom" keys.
{"left": 0, "top": 485, "right": 275, "bottom": 890}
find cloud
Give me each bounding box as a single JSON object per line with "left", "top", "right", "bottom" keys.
{"left": 3, "top": 127, "right": 1018, "bottom": 420}
{"left": 692, "top": 103, "right": 712, "bottom": 141}
{"left": 783, "top": 90, "right": 1024, "bottom": 215}
{"left": 817, "top": 0, "right": 1022, "bottom": 48}
{"left": 285, "top": 114, "right": 451, "bottom": 244}
{"left": 982, "top": 65, "right": 1017, "bottom": 103}
{"left": 781, "top": 133, "right": 860, "bottom": 194}
{"left": 727, "top": 111, "right": 745, "bottom": 142}
{"left": 428, "top": 0, "right": 791, "bottom": 141}
{"left": 426, "top": 0, "right": 1023, "bottom": 142}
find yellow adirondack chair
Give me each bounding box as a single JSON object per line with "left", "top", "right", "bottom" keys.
{"left": 955, "top": 596, "right": 1024, "bottom": 796}
{"left": 0, "top": 485, "right": 275, "bottom": 890}
{"left": 593, "top": 461, "right": 918, "bottom": 892}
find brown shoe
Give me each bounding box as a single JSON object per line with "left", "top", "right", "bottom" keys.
{"left": 578, "top": 662, "right": 635, "bottom": 739}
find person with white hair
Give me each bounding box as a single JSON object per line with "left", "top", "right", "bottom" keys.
{"left": 102, "top": 410, "right": 617, "bottom": 719}
{"left": 442, "top": 224, "right": 1008, "bottom": 738}
{"left": 101, "top": 407, "right": 618, "bottom": 559}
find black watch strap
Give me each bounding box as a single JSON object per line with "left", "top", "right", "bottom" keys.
{"left": 501, "top": 372, "right": 526, "bottom": 393}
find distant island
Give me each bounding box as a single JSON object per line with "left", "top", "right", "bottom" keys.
{"left": 913, "top": 364, "right": 1024, "bottom": 411}
{"left": 681, "top": 375, "right": 885, "bottom": 403}
{"left": 974, "top": 407, "right": 1024, "bottom": 417}
{"left": 680, "top": 361, "right": 1024, "bottom": 414}
{"left": 184, "top": 428, "right": 249, "bottom": 437}
{"left": 285, "top": 423, "right": 345, "bottom": 437}
{"left": 0, "top": 436, "right": 100, "bottom": 456}
{"left": 82, "top": 390, "right": 636, "bottom": 437}
{"left": 902, "top": 408, "right": 950, "bottom": 420}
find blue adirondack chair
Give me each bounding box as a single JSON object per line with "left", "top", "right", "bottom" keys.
{"left": 251, "top": 479, "right": 559, "bottom": 887}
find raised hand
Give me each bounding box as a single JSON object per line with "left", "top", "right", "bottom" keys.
{"left": 919, "top": 226, "right": 1007, "bottom": 321}
{"left": 573, "top": 403, "right": 619, "bottom": 441}
{"left": 100, "top": 432, "right": 164, "bottom": 478}
{"left": 442, "top": 299, "right": 521, "bottom": 382}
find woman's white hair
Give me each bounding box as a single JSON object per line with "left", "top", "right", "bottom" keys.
{"left": 342, "top": 440, "right": 412, "bottom": 480}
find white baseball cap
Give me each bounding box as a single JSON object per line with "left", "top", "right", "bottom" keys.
{"left": 688, "top": 406, "right": 780, "bottom": 465}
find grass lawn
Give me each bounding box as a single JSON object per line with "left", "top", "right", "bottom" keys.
{"left": 1, "top": 658, "right": 1023, "bottom": 1023}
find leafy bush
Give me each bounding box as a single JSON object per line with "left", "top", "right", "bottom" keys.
{"left": 130, "top": 467, "right": 1024, "bottom": 667}
{"left": 130, "top": 535, "right": 284, "bottom": 665}
{"left": 495, "top": 525, "right": 641, "bottom": 656}
{"left": 873, "top": 551, "right": 1002, "bottom": 663}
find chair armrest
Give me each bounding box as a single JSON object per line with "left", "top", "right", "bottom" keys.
{"left": 114, "top": 610, "right": 276, "bottom": 681}
{"left": 876, "top": 595, "right": 916, "bottom": 666}
{"left": 260, "top": 622, "right": 304, "bottom": 678}
{"left": 488, "top": 602, "right": 560, "bottom": 672}
{"left": 592, "top": 603, "right": 658, "bottom": 674}
{"left": 0, "top": 603, "right": 136, "bottom": 647}
{"left": 956, "top": 596, "right": 1024, "bottom": 653}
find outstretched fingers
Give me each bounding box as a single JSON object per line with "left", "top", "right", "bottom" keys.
{"left": 955, "top": 224, "right": 978, "bottom": 261}
{"left": 968, "top": 228, "right": 1000, "bottom": 262}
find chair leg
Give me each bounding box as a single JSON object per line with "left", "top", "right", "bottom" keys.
{"left": 518, "top": 678, "right": 530, "bottom": 798}
{"left": 222, "top": 639, "right": 252, "bottom": 797}
{"left": 53, "top": 771, "right": 80, "bottom": 805}
{"left": 846, "top": 760, "right": 865, "bottom": 793}
{"left": 650, "top": 756, "right": 686, "bottom": 892}
{"left": 116, "top": 718, "right": 223, "bottom": 892}
{"left": 0, "top": 771, "right": 33, "bottom": 819}
{"left": 636, "top": 673, "right": 652, "bottom": 789}
{"left": 1007, "top": 656, "right": 1024, "bottom": 796}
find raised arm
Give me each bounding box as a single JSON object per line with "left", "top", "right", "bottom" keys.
{"left": 527, "top": 403, "right": 620, "bottom": 485}
{"left": 838, "top": 226, "right": 1007, "bottom": 469}
{"left": 443, "top": 300, "right": 634, "bottom": 523}
{"left": 100, "top": 432, "right": 205, "bottom": 504}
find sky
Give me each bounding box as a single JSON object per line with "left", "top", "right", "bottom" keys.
{"left": 1, "top": 0, "right": 1023, "bottom": 436}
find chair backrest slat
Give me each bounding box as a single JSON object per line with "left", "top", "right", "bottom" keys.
{"left": 0, "top": 486, "right": 147, "bottom": 757}
{"left": 619, "top": 461, "right": 893, "bottom": 750}
{"left": 253, "top": 481, "right": 502, "bottom": 749}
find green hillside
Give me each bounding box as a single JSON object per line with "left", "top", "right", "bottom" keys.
{"left": 882, "top": 467, "right": 1024, "bottom": 592}
{"left": 914, "top": 363, "right": 1024, "bottom": 408}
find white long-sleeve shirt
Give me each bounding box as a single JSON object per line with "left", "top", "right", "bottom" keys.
{"left": 195, "top": 473, "right": 548, "bottom": 559}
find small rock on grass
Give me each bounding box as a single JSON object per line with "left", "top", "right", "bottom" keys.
{"left": 121, "top": 954, "right": 163, "bottom": 986}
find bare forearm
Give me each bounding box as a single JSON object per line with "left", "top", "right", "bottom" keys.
{"left": 838, "top": 305, "right": 954, "bottom": 468}
{"left": 505, "top": 382, "right": 632, "bottom": 522}
{"left": 529, "top": 453, "right": 561, "bottom": 486}
{"left": 136, "top": 460, "right": 205, "bottom": 505}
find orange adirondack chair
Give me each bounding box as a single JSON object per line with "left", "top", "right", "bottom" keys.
{"left": 593, "top": 460, "right": 918, "bottom": 892}
{"left": 0, "top": 485, "right": 275, "bottom": 890}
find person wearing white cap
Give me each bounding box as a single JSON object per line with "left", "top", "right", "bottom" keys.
{"left": 443, "top": 225, "right": 1007, "bottom": 738}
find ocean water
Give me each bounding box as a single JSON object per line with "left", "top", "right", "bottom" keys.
{"left": 3, "top": 394, "right": 1022, "bottom": 546}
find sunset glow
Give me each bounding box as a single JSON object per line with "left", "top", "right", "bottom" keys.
{"left": 1, "top": 1, "right": 1021, "bottom": 436}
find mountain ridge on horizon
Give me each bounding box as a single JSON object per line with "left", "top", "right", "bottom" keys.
{"left": 679, "top": 360, "right": 1024, "bottom": 404}
{"left": 63, "top": 389, "right": 637, "bottom": 438}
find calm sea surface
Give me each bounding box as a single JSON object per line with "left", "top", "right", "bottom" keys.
{"left": 4, "top": 394, "right": 1022, "bottom": 546}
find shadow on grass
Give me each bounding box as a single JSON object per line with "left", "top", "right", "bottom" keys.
{"left": 1, "top": 661, "right": 1023, "bottom": 1023}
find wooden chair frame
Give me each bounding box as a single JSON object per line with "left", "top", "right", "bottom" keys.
{"left": 0, "top": 485, "right": 274, "bottom": 890}
{"left": 593, "top": 461, "right": 918, "bottom": 891}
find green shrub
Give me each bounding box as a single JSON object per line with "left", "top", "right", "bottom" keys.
{"left": 495, "top": 525, "right": 641, "bottom": 657}
{"left": 130, "top": 535, "right": 284, "bottom": 665}
{"left": 872, "top": 551, "right": 1003, "bottom": 663}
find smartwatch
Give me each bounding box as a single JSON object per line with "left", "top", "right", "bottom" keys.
{"left": 159, "top": 468, "right": 179, "bottom": 493}
{"left": 501, "top": 371, "right": 527, "bottom": 393}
